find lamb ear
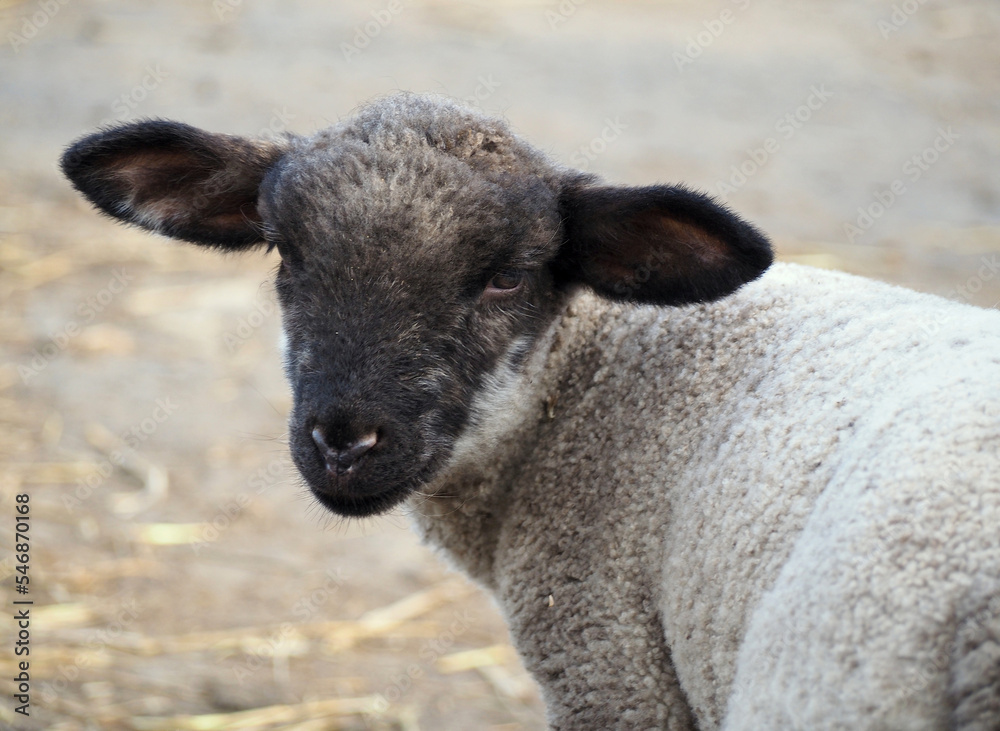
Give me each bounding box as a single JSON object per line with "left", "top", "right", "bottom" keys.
{"left": 555, "top": 183, "right": 773, "bottom": 306}
{"left": 60, "top": 120, "right": 288, "bottom": 250}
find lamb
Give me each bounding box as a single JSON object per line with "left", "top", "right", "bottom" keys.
{"left": 61, "top": 93, "right": 1000, "bottom": 730}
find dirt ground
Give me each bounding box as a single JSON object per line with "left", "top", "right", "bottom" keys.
{"left": 1, "top": 1, "right": 999, "bottom": 729}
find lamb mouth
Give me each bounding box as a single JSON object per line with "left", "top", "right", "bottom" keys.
{"left": 309, "top": 481, "right": 414, "bottom": 518}
{"left": 303, "top": 445, "right": 447, "bottom": 518}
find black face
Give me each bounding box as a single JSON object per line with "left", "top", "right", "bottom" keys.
{"left": 260, "top": 144, "right": 565, "bottom": 517}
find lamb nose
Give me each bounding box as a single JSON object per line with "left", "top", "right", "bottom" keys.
{"left": 312, "top": 427, "right": 379, "bottom": 476}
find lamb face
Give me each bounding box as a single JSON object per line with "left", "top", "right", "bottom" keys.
{"left": 60, "top": 93, "right": 773, "bottom": 519}
{"left": 260, "top": 133, "right": 567, "bottom": 516}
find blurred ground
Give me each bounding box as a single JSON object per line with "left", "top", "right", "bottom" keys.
{"left": 1, "top": 1, "right": 999, "bottom": 729}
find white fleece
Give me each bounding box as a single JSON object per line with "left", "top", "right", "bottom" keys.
{"left": 412, "top": 262, "right": 1000, "bottom": 730}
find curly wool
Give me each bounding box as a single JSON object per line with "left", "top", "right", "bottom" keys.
{"left": 414, "top": 262, "right": 1000, "bottom": 730}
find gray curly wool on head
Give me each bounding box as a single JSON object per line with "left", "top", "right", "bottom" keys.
{"left": 61, "top": 92, "right": 1000, "bottom": 730}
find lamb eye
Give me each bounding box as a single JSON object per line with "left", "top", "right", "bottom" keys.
{"left": 486, "top": 269, "right": 525, "bottom": 292}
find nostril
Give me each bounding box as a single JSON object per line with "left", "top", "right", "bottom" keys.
{"left": 311, "top": 426, "right": 333, "bottom": 455}
{"left": 311, "top": 426, "right": 379, "bottom": 476}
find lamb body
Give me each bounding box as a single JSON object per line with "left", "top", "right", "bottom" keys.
{"left": 60, "top": 93, "right": 1000, "bottom": 729}
{"left": 418, "top": 262, "right": 1000, "bottom": 729}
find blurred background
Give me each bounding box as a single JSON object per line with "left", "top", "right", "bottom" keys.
{"left": 1, "top": 1, "right": 999, "bottom": 729}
